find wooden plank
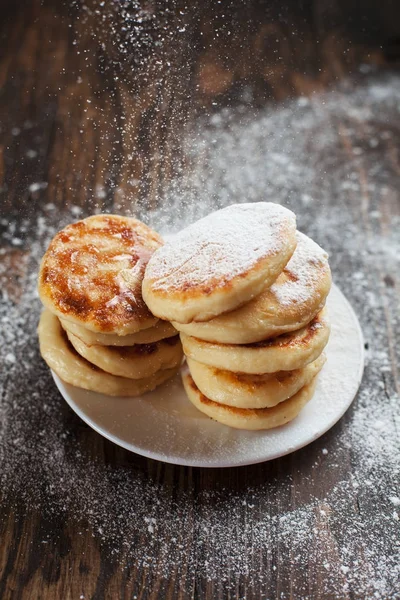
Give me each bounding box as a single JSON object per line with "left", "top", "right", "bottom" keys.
{"left": 0, "top": 1, "right": 399, "bottom": 599}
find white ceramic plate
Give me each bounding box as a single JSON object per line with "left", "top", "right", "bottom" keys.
{"left": 52, "top": 284, "right": 364, "bottom": 468}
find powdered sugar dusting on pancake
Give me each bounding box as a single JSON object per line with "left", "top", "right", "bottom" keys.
{"left": 146, "top": 203, "right": 296, "bottom": 292}
{"left": 272, "top": 231, "right": 330, "bottom": 307}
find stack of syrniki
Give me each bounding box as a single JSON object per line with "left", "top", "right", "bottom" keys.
{"left": 38, "top": 215, "right": 182, "bottom": 396}
{"left": 143, "top": 203, "right": 331, "bottom": 430}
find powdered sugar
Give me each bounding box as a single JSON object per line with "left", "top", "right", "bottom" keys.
{"left": 272, "top": 231, "right": 330, "bottom": 307}
{"left": 145, "top": 202, "right": 296, "bottom": 290}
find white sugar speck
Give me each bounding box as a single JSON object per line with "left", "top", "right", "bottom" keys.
{"left": 70, "top": 205, "right": 82, "bottom": 217}
{"left": 29, "top": 182, "right": 48, "bottom": 193}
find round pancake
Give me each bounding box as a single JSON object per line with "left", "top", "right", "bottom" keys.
{"left": 173, "top": 232, "right": 331, "bottom": 343}
{"left": 38, "top": 310, "right": 179, "bottom": 397}
{"left": 66, "top": 330, "right": 183, "bottom": 379}
{"left": 182, "top": 367, "right": 318, "bottom": 430}
{"left": 186, "top": 353, "right": 326, "bottom": 409}
{"left": 180, "top": 309, "right": 330, "bottom": 374}
{"left": 60, "top": 317, "right": 176, "bottom": 346}
{"left": 38, "top": 214, "right": 163, "bottom": 335}
{"left": 143, "top": 203, "right": 297, "bottom": 324}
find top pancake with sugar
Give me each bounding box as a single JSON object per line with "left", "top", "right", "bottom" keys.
{"left": 38, "top": 214, "right": 163, "bottom": 335}
{"left": 142, "top": 203, "right": 297, "bottom": 323}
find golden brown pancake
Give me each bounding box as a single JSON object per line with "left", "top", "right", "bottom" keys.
{"left": 60, "top": 317, "right": 176, "bottom": 346}
{"left": 66, "top": 330, "right": 183, "bottom": 379}
{"left": 173, "top": 232, "right": 331, "bottom": 343}
{"left": 186, "top": 353, "right": 326, "bottom": 409}
{"left": 38, "top": 214, "right": 163, "bottom": 335}
{"left": 38, "top": 310, "right": 179, "bottom": 397}
{"left": 143, "top": 203, "right": 297, "bottom": 324}
{"left": 180, "top": 309, "right": 330, "bottom": 374}
{"left": 182, "top": 366, "right": 318, "bottom": 430}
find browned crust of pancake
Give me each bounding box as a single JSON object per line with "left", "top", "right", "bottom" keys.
{"left": 187, "top": 311, "right": 325, "bottom": 352}
{"left": 39, "top": 215, "right": 162, "bottom": 333}
{"left": 60, "top": 317, "right": 177, "bottom": 346}
{"left": 209, "top": 366, "right": 304, "bottom": 393}
{"left": 187, "top": 375, "right": 301, "bottom": 418}
{"left": 245, "top": 312, "right": 324, "bottom": 349}
{"left": 79, "top": 335, "right": 180, "bottom": 359}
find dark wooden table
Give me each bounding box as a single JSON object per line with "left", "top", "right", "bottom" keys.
{"left": 1, "top": 1, "right": 399, "bottom": 598}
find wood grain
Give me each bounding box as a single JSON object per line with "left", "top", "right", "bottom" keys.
{"left": 0, "top": 1, "right": 399, "bottom": 599}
